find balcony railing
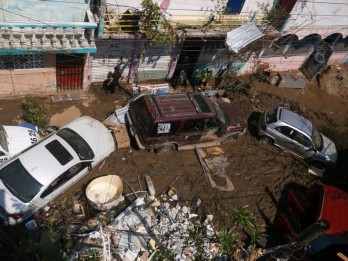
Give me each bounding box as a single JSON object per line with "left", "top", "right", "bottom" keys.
{"left": 0, "top": 22, "right": 97, "bottom": 54}
{"left": 102, "top": 13, "right": 266, "bottom": 35}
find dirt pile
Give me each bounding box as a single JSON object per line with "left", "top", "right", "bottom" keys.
{"left": 318, "top": 64, "right": 348, "bottom": 99}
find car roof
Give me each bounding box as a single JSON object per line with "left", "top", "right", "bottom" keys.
{"left": 18, "top": 136, "right": 79, "bottom": 185}
{"left": 279, "top": 107, "right": 313, "bottom": 136}
{"left": 148, "top": 93, "right": 216, "bottom": 120}
{"left": 4, "top": 116, "right": 100, "bottom": 186}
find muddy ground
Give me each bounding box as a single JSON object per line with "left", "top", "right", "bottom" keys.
{"left": 1, "top": 66, "right": 348, "bottom": 257}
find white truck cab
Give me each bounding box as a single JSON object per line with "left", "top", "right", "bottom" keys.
{"left": 0, "top": 123, "right": 40, "bottom": 165}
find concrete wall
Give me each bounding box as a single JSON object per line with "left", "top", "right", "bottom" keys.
{"left": 0, "top": 54, "right": 91, "bottom": 97}
{"left": 0, "top": 0, "right": 90, "bottom": 22}
{"left": 0, "top": 54, "right": 56, "bottom": 97}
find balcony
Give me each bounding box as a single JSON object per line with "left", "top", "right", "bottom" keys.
{"left": 0, "top": 22, "right": 97, "bottom": 55}
{"left": 102, "top": 13, "right": 266, "bottom": 37}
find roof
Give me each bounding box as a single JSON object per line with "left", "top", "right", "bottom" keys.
{"left": 225, "top": 22, "right": 264, "bottom": 53}
{"left": 150, "top": 93, "right": 215, "bottom": 119}
{"left": 319, "top": 185, "right": 348, "bottom": 235}
{"left": 279, "top": 107, "right": 313, "bottom": 136}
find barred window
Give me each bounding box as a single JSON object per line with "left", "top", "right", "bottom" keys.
{"left": 0, "top": 54, "right": 44, "bottom": 70}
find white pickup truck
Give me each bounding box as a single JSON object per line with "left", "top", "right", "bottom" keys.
{"left": 0, "top": 123, "right": 40, "bottom": 165}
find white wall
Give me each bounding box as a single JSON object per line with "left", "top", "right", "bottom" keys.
{"left": 106, "top": 0, "right": 224, "bottom": 15}
{"left": 283, "top": 0, "right": 348, "bottom": 38}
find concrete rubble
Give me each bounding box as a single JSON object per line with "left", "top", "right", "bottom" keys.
{"left": 76, "top": 194, "right": 220, "bottom": 261}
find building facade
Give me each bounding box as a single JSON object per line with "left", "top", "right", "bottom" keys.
{"left": 0, "top": 0, "right": 97, "bottom": 96}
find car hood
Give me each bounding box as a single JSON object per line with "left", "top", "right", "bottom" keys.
{"left": 320, "top": 134, "right": 337, "bottom": 164}
{"left": 219, "top": 99, "right": 246, "bottom": 129}
{"left": 67, "top": 116, "right": 116, "bottom": 157}
{"left": 3, "top": 126, "right": 40, "bottom": 156}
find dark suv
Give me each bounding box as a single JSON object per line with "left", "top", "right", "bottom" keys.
{"left": 126, "top": 93, "right": 246, "bottom": 153}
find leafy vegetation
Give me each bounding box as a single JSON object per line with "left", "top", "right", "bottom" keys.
{"left": 22, "top": 95, "right": 50, "bottom": 128}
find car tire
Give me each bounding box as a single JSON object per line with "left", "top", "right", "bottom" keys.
{"left": 260, "top": 136, "right": 273, "bottom": 144}
{"left": 155, "top": 143, "right": 176, "bottom": 154}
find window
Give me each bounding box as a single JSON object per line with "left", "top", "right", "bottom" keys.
{"left": 266, "top": 108, "right": 278, "bottom": 124}
{"left": 0, "top": 54, "right": 44, "bottom": 70}
{"left": 293, "top": 132, "right": 312, "bottom": 147}
{"left": 205, "top": 118, "right": 219, "bottom": 130}
{"left": 40, "top": 162, "right": 88, "bottom": 198}
{"left": 0, "top": 159, "right": 43, "bottom": 203}
{"left": 275, "top": 126, "right": 296, "bottom": 139}
{"left": 182, "top": 119, "right": 205, "bottom": 133}
{"left": 46, "top": 140, "right": 73, "bottom": 165}
{"left": 57, "top": 128, "right": 94, "bottom": 160}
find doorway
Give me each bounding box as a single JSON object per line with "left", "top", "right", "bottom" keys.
{"left": 56, "top": 54, "right": 85, "bottom": 91}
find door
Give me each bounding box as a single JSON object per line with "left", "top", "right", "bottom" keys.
{"left": 225, "top": 0, "right": 245, "bottom": 14}
{"left": 271, "top": 0, "right": 297, "bottom": 30}
{"left": 56, "top": 54, "right": 85, "bottom": 91}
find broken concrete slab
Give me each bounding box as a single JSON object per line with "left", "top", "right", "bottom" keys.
{"left": 49, "top": 106, "right": 81, "bottom": 127}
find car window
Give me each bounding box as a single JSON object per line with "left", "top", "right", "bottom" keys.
{"left": 46, "top": 140, "right": 74, "bottom": 165}
{"left": 0, "top": 125, "right": 8, "bottom": 153}
{"left": 129, "top": 97, "right": 153, "bottom": 139}
{"left": 275, "top": 126, "right": 296, "bottom": 139}
{"left": 182, "top": 119, "right": 205, "bottom": 133}
{"left": 57, "top": 128, "right": 94, "bottom": 160}
{"left": 0, "top": 150, "right": 5, "bottom": 157}
{"left": 0, "top": 159, "right": 43, "bottom": 203}
{"left": 210, "top": 99, "right": 226, "bottom": 125}
{"left": 312, "top": 126, "right": 323, "bottom": 150}
{"left": 205, "top": 118, "right": 219, "bottom": 130}
{"left": 266, "top": 108, "right": 278, "bottom": 124}
{"left": 293, "top": 132, "right": 312, "bottom": 147}
{"left": 40, "top": 162, "right": 88, "bottom": 198}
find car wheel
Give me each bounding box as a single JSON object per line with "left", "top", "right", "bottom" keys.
{"left": 260, "top": 136, "right": 273, "bottom": 144}
{"left": 309, "top": 161, "right": 326, "bottom": 170}
{"left": 155, "top": 144, "right": 176, "bottom": 154}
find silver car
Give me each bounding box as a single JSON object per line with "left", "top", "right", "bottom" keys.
{"left": 257, "top": 107, "right": 337, "bottom": 169}
{"left": 0, "top": 116, "right": 115, "bottom": 225}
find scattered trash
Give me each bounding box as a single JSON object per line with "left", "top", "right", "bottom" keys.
{"left": 144, "top": 175, "right": 155, "bottom": 196}
{"left": 25, "top": 220, "right": 38, "bottom": 231}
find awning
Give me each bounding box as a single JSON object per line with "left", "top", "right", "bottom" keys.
{"left": 225, "top": 22, "right": 264, "bottom": 53}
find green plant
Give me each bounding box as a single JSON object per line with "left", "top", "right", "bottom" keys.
{"left": 218, "top": 226, "right": 238, "bottom": 254}
{"left": 80, "top": 249, "right": 102, "bottom": 261}
{"left": 186, "top": 217, "right": 206, "bottom": 260}
{"left": 22, "top": 95, "right": 50, "bottom": 128}
{"left": 246, "top": 225, "right": 266, "bottom": 251}
{"left": 229, "top": 205, "right": 256, "bottom": 232}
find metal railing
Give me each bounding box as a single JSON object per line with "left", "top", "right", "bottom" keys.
{"left": 103, "top": 13, "right": 266, "bottom": 34}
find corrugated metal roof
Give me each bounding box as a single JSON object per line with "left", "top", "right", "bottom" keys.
{"left": 225, "top": 22, "right": 264, "bottom": 53}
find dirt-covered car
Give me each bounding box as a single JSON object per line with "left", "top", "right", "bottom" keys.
{"left": 0, "top": 116, "right": 115, "bottom": 225}
{"left": 257, "top": 107, "right": 337, "bottom": 169}
{"left": 0, "top": 123, "right": 40, "bottom": 165}
{"left": 126, "top": 92, "right": 246, "bottom": 153}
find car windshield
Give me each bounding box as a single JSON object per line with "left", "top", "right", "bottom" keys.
{"left": 130, "top": 97, "right": 153, "bottom": 138}
{"left": 210, "top": 98, "right": 226, "bottom": 125}
{"left": 312, "top": 126, "right": 323, "bottom": 150}
{"left": 266, "top": 108, "right": 278, "bottom": 124}
{"left": 0, "top": 159, "right": 43, "bottom": 203}
{"left": 57, "top": 128, "right": 94, "bottom": 160}
{"left": 0, "top": 125, "right": 8, "bottom": 152}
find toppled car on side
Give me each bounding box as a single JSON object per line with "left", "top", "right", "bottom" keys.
{"left": 257, "top": 107, "right": 337, "bottom": 170}
{"left": 0, "top": 123, "right": 40, "bottom": 165}
{"left": 0, "top": 116, "right": 115, "bottom": 225}
{"left": 126, "top": 92, "right": 246, "bottom": 153}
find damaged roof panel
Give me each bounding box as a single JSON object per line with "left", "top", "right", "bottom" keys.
{"left": 225, "top": 22, "right": 264, "bottom": 53}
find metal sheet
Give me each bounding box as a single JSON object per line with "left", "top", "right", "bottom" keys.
{"left": 225, "top": 22, "right": 264, "bottom": 53}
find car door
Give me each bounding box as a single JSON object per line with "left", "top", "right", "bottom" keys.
{"left": 179, "top": 119, "right": 206, "bottom": 145}
{"left": 36, "top": 162, "right": 91, "bottom": 207}
{"left": 274, "top": 126, "right": 312, "bottom": 158}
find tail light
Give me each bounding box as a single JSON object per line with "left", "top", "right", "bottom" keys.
{"left": 6, "top": 211, "right": 23, "bottom": 220}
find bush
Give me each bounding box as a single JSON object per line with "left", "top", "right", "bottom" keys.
{"left": 22, "top": 95, "right": 50, "bottom": 128}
